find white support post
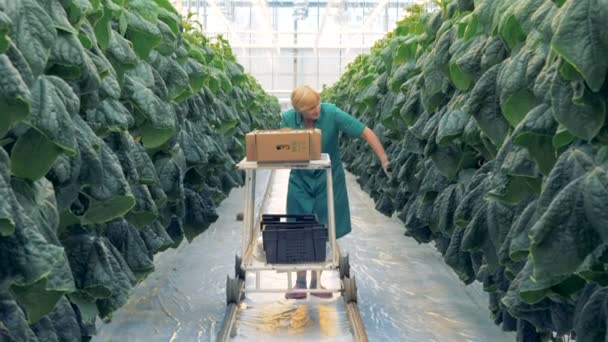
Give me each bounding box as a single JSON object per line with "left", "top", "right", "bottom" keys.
{"left": 248, "top": 171, "right": 256, "bottom": 243}
{"left": 326, "top": 166, "right": 338, "bottom": 266}
{"left": 241, "top": 170, "right": 252, "bottom": 258}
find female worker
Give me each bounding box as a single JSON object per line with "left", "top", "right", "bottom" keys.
{"left": 281, "top": 85, "right": 390, "bottom": 299}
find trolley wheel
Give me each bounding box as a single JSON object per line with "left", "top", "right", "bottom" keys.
{"left": 339, "top": 254, "right": 350, "bottom": 279}
{"left": 343, "top": 276, "right": 358, "bottom": 303}
{"left": 226, "top": 276, "right": 241, "bottom": 304}
{"left": 235, "top": 255, "right": 246, "bottom": 280}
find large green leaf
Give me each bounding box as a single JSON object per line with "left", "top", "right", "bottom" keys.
{"left": 480, "top": 36, "right": 508, "bottom": 71}
{"left": 140, "top": 220, "right": 174, "bottom": 254}
{"left": 69, "top": 117, "right": 135, "bottom": 224}
{"left": 437, "top": 109, "right": 469, "bottom": 145}
{"left": 449, "top": 61, "right": 473, "bottom": 91}
{"left": 177, "top": 121, "right": 209, "bottom": 169}
{"left": 11, "top": 278, "right": 63, "bottom": 324}
{"left": 104, "top": 218, "right": 154, "bottom": 276}
{"left": 30, "top": 296, "right": 81, "bottom": 341}
{"left": 0, "top": 195, "right": 66, "bottom": 307}
{"left": 11, "top": 128, "right": 64, "bottom": 181}
{"left": 106, "top": 29, "right": 138, "bottom": 76}
{"left": 423, "top": 28, "right": 453, "bottom": 98}
{"left": 573, "top": 287, "right": 608, "bottom": 341}
{"left": 389, "top": 61, "right": 417, "bottom": 92}
{"left": 124, "top": 76, "right": 176, "bottom": 149}
{"left": 456, "top": 12, "right": 480, "bottom": 40}
{"left": 67, "top": 0, "right": 95, "bottom": 26}
{"left": 153, "top": 0, "right": 179, "bottom": 15}
{"left": 125, "top": 60, "right": 155, "bottom": 88}
{"left": 11, "top": 76, "right": 78, "bottom": 180}
{"left": 497, "top": 39, "right": 545, "bottom": 127}
{"left": 429, "top": 142, "right": 474, "bottom": 180}
{"left": 62, "top": 231, "right": 135, "bottom": 318}
{"left": 85, "top": 99, "right": 134, "bottom": 136}
{"left": 48, "top": 31, "right": 90, "bottom": 80}
{"left": 41, "top": 0, "right": 76, "bottom": 34}
{"left": 552, "top": 124, "right": 576, "bottom": 148}
{"left": 81, "top": 146, "right": 135, "bottom": 224}
{"left": 550, "top": 72, "right": 606, "bottom": 141}
{"left": 183, "top": 58, "right": 206, "bottom": 92}
{"left": 155, "top": 20, "right": 177, "bottom": 56}
{"left": 445, "top": 224, "right": 476, "bottom": 284}
{"left": 498, "top": 13, "right": 527, "bottom": 51}
{"left": 576, "top": 243, "right": 608, "bottom": 285}
{"left": 474, "top": 0, "right": 500, "bottom": 33}
{"left": 0, "top": 12, "right": 11, "bottom": 54}
{"left": 47, "top": 151, "right": 83, "bottom": 213}
{"left": 551, "top": 0, "right": 608, "bottom": 92}
{"left": 0, "top": 149, "right": 18, "bottom": 237}
{"left": 125, "top": 10, "right": 161, "bottom": 59}
{"left": 529, "top": 175, "right": 599, "bottom": 297}
{"left": 0, "top": 296, "right": 38, "bottom": 340}
{"left": 154, "top": 146, "right": 186, "bottom": 201}
{"left": 124, "top": 183, "right": 158, "bottom": 228}
{"left": 488, "top": 140, "right": 542, "bottom": 203}
{"left": 88, "top": 46, "right": 116, "bottom": 83}
{"left": 66, "top": 291, "right": 98, "bottom": 332}
{"left": 501, "top": 89, "right": 538, "bottom": 127}
{"left": 512, "top": 104, "right": 558, "bottom": 175}
{"left": 530, "top": 0, "right": 558, "bottom": 43}
{"left": 5, "top": 0, "right": 57, "bottom": 77}
{"left": 0, "top": 55, "right": 31, "bottom": 138}
{"left": 126, "top": 0, "right": 171, "bottom": 24}
{"left": 149, "top": 52, "right": 190, "bottom": 100}
{"left": 105, "top": 133, "right": 158, "bottom": 227}
{"left": 93, "top": 6, "right": 113, "bottom": 50}
{"left": 512, "top": 0, "right": 545, "bottom": 34}
{"left": 128, "top": 137, "right": 158, "bottom": 185}
{"left": 504, "top": 199, "right": 538, "bottom": 263}
{"left": 462, "top": 64, "right": 510, "bottom": 147}
{"left": 582, "top": 167, "right": 608, "bottom": 241}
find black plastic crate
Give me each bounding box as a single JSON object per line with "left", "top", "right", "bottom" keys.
{"left": 260, "top": 214, "right": 318, "bottom": 231}
{"left": 262, "top": 223, "right": 327, "bottom": 264}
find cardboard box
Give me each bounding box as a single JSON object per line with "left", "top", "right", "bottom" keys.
{"left": 246, "top": 128, "right": 321, "bottom": 162}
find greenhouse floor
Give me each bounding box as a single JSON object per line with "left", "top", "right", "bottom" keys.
{"left": 93, "top": 169, "right": 514, "bottom": 342}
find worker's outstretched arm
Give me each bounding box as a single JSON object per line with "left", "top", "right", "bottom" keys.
{"left": 361, "top": 127, "right": 390, "bottom": 177}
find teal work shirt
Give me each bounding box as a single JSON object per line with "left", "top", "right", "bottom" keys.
{"left": 279, "top": 103, "right": 366, "bottom": 239}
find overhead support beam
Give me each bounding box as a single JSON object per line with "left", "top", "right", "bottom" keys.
{"left": 250, "top": 0, "right": 280, "bottom": 53}
{"left": 180, "top": 1, "right": 414, "bottom": 9}
{"left": 205, "top": 30, "right": 388, "bottom": 35}
{"left": 344, "top": 0, "right": 389, "bottom": 59}
{"left": 207, "top": 0, "right": 246, "bottom": 54}
{"left": 224, "top": 43, "right": 383, "bottom": 49}
{"left": 314, "top": 0, "right": 342, "bottom": 54}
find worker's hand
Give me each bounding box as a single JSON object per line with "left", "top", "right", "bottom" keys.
{"left": 382, "top": 160, "right": 391, "bottom": 178}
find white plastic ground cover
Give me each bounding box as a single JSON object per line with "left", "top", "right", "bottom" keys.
{"left": 93, "top": 169, "right": 514, "bottom": 342}
{"left": 92, "top": 170, "right": 273, "bottom": 342}
{"left": 230, "top": 170, "right": 352, "bottom": 341}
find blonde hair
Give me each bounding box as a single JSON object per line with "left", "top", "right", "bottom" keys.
{"left": 291, "top": 85, "right": 320, "bottom": 112}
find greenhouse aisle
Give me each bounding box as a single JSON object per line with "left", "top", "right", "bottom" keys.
{"left": 93, "top": 169, "right": 514, "bottom": 342}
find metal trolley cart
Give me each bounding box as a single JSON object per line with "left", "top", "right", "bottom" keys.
{"left": 217, "top": 153, "right": 367, "bottom": 341}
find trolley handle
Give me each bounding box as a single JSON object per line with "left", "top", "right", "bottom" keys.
{"left": 261, "top": 214, "right": 318, "bottom": 222}
{"left": 262, "top": 214, "right": 319, "bottom": 222}
{"left": 263, "top": 223, "right": 327, "bottom": 231}
{"left": 261, "top": 214, "right": 319, "bottom": 231}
